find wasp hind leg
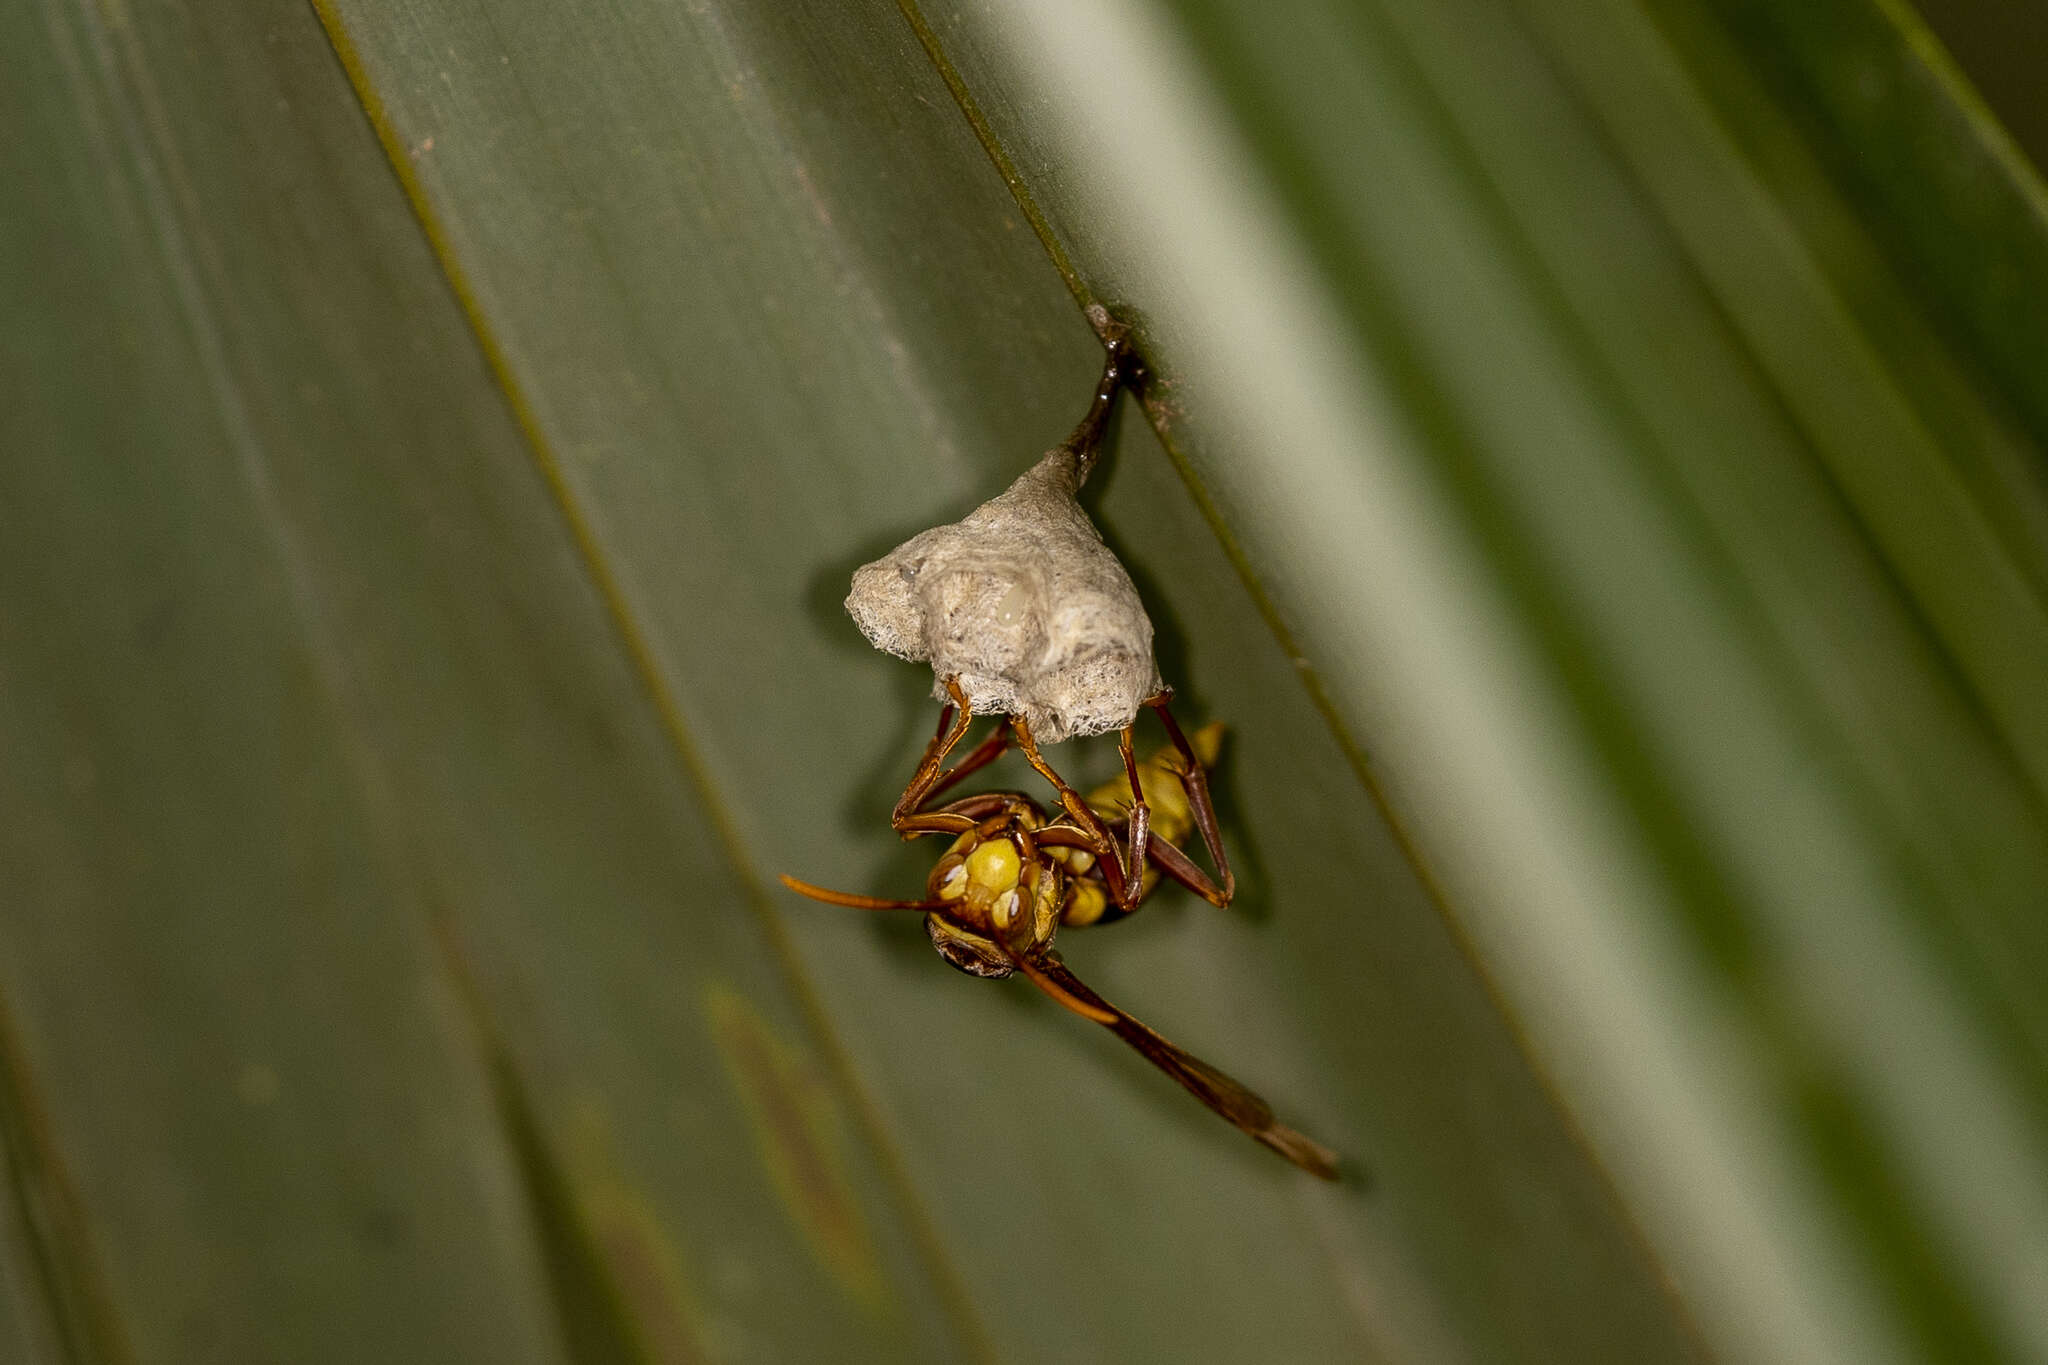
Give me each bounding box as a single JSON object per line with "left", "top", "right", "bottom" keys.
{"left": 1143, "top": 693, "right": 1235, "bottom": 908}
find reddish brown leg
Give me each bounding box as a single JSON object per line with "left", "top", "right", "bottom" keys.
{"left": 914, "top": 721, "right": 1013, "bottom": 814}
{"left": 1140, "top": 833, "right": 1231, "bottom": 908}
{"left": 892, "top": 677, "right": 974, "bottom": 822}
{"left": 895, "top": 811, "right": 978, "bottom": 838}
{"left": 1031, "top": 825, "right": 1102, "bottom": 854}
{"left": 1116, "top": 724, "right": 1153, "bottom": 906}
{"left": 1145, "top": 692, "right": 1235, "bottom": 906}
{"left": 935, "top": 792, "right": 1021, "bottom": 823}
{"left": 1010, "top": 714, "right": 1133, "bottom": 907}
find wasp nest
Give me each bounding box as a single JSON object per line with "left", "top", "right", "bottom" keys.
{"left": 846, "top": 379, "right": 1159, "bottom": 745}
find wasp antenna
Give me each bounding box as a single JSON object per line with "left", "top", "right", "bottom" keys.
{"left": 778, "top": 874, "right": 943, "bottom": 911}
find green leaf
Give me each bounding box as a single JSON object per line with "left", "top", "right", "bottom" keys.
{"left": 4, "top": 0, "right": 973, "bottom": 1360}
{"left": 5, "top": 0, "right": 2045, "bottom": 1360}
{"left": 912, "top": 0, "right": 2048, "bottom": 1360}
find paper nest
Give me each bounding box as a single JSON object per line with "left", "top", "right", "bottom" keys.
{"left": 846, "top": 447, "right": 1160, "bottom": 745}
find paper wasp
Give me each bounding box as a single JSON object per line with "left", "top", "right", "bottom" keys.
{"left": 783, "top": 680, "right": 1339, "bottom": 1179}
{"left": 791, "top": 329, "right": 1337, "bottom": 1177}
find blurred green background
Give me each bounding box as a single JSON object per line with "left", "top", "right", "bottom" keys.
{"left": 4, "top": 0, "right": 2046, "bottom": 1362}
{"left": 1920, "top": 2, "right": 2048, "bottom": 175}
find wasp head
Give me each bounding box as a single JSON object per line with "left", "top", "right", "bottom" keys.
{"left": 923, "top": 805, "right": 1064, "bottom": 978}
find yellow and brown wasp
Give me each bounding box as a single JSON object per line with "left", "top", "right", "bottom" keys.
{"left": 783, "top": 680, "right": 1340, "bottom": 1179}
{"left": 790, "top": 331, "right": 1337, "bottom": 1177}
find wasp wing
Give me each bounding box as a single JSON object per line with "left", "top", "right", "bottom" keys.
{"left": 1019, "top": 950, "right": 1340, "bottom": 1180}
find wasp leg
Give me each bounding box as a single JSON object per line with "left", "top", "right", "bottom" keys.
{"left": 893, "top": 677, "right": 977, "bottom": 823}
{"left": 1032, "top": 824, "right": 1101, "bottom": 856}
{"left": 1115, "top": 724, "right": 1153, "bottom": 910}
{"left": 915, "top": 720, "right": 1013, "bottom": 814}
{"left": 1010, "top": 948, "right": 1339, "bottom": 1180}
{"left": 895, "top": 685, "right": 1023, "bottom": 830}
{"left": 895, "top": 811, "right": 979, "bottom": 838}
{"left": 1144, "top": 692, "right": 1235, "bottom": 907}
{"left": 1010, "top": 713, "right": 1133, "bottom": 907}
{"left": 1132, "top": 831, "right": 1232, "bottom": 909}
{"left": 930, "top": 791, "right": 1026, "bottom": 823}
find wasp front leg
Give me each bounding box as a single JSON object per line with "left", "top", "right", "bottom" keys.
{"left": 892, "top": 677, "right": 1021, "bottom": 831}
{"left": 892, "top": 677, "right": 973, "bottom": 823}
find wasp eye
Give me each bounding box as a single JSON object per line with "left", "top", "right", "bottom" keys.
{"left": 965, "top": 838, "right": 1021, "bottom": 892}
{"left": 936, "top": 860, "right": 969, "bottom": 900}
{"left": 991, "top": 888, "right": 1021, "bottom": 929}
